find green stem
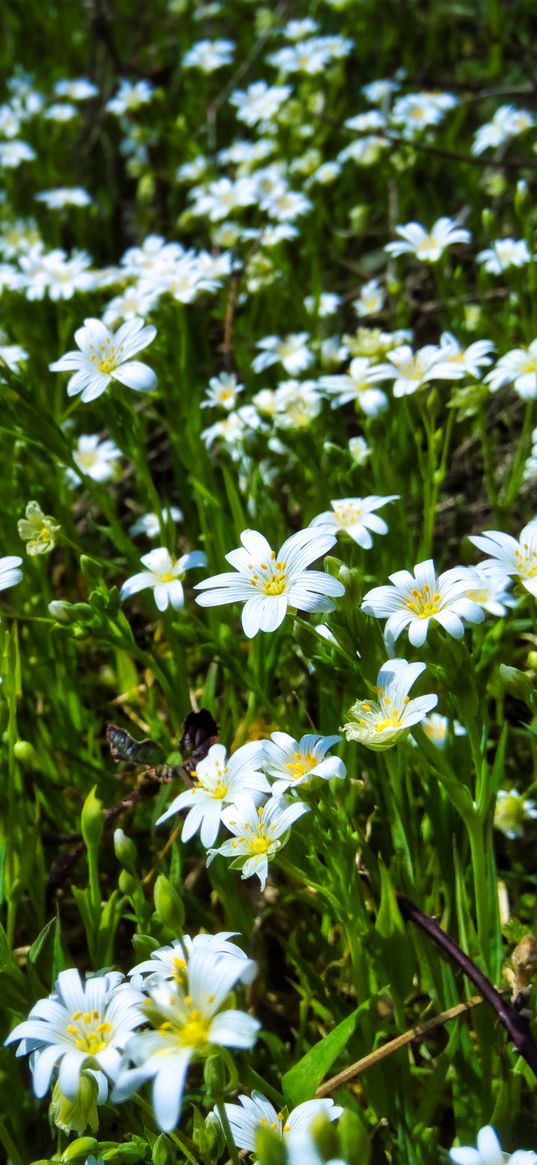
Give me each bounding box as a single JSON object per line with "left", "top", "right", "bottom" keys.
{"left": 215, "top": 1099, "right": 241, "bottom": 1165}
{"left": 466, "top": 817, "right": 490, "bottom": 971}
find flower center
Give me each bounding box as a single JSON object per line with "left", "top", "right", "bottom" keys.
{"left": 67, "top": 1008, "right": 112, "bottom": 1055}
{"left": 159, "top": 569, "right": 177, "bottom": 583}
{"left": 515, "top": 545, "right": 537, "bottom": 578}
{"left": 334, "top": 503, "right": 361, "bottom": 527}
{"left": 286, "top": 751, "right": 316, "bottom": 778}
{"left": 248, "top": 834, "right": 271, "bottom": 855}
{"left": 405, "top": 584, "right": 441, "bottom": 617}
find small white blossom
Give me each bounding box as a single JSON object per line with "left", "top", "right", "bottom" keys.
{"left": 450, "top": 1123, "right": 537, "bottom": 1165}
{"left": 67, "top": 435, "right": 121, "bottom": 485}
{"left": 432, "top": 332, "right": 495, "bottom": 379}
{"left": 35, "top": 187, "right": 92, "bottom": 209}
{"left": 362, "top": 559, "right": 485, "bottom": 646}
{"left": 129, "top": 933, "right": 257, "bottom": 990}
{"left": 230, "top": 82, "right": 291, "bottom": 127}
{"left": 253, "top": 333, "right": 313, "bottom": 376}
{"left": 385, "top": 217, "right": 470, "bottom": 262}
{"left": 469, "top": 520, "right": 537, "bottom": 597}
{"left": 0, "top": 556, "right": 23, "bottom": 596}
{"left": 421, "top": 713, "right": 466, "bottom": 749}
{"left": 319, "top": 356, "right": 388, "bottom": 415}
{"left": 156, "top": 741, "right": 270, "bottom": 846}
{"left": 370, "top": 344, "right": 446, "bottom": 397}
{"left": 182, "top": 39, "right": 234, "bottom": 72}
{"left": 221, "top": 1091, "right": 342, "bottom": 1155}
{"left": 49, "top": 317, "right": 157, "bottom": 403}
{"left": 121, "top": 548, "right": 207, "bottom": 612}
{"left": 485, "top": 342, "right": 537, "bottom": 399}
{"left": 353, "top": 278, "right": 385, "bottom": 318}
{"left": 264, "top": 732, "right": 346, "bottom": 795}
{"left": 477, "top": 239, "right": 530, "bottom": 274}
{"left": 310, "top": 495, "right": 398, "bottom": 548}
{"left": 342, "top": 659, "right": 438, "bottom": 750}
{"left": 112, "top": 947, "right": 260, "bottom": 1132}
{"left": 4, "top": 968, "right": 144, "bottom": 1102}
{"left": 201, "top": 372, "right": 244, "bottom": 410}
{"left": 129, "top": 507, "right": 184, "bottom": 538}
{"left": 472, "top": 105, "right": 535, "bottom": 155}
{"left": 208, "top": 794, "right": 309, "bottom": 889}
{"left": 195, "top": 527, "right": 344, "bottom": 638}
{"left": 106, "top": 79, "right": 154, "bottom": 116}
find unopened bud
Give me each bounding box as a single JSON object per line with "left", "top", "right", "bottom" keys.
{"left": 81, "top": 787, "right": 104, "bottom": 849}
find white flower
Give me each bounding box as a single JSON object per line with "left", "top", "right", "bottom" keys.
{"left": 44, "top": 102, "right": 78, "bottom": 122}
{"left": 348, "top": 435, "right": 371, "bottom": 465}
{"left": 129, "top": 507, "right": 184, "bottom": 538}
{"left": 472, "top": 105, "right": 535, "bottom": 155}
{"left": 353, "top": 278, "right": 385, "bottom": 318}
{"left": 342, "top": 659, "right": 438, "bottom": 750}
{"left": 485, "top": 342, "right": 537, "bottom": 399}
{"left": 0, "top": 556, "right": 23, "bottom": 595}
{"left": 432, "top": 332, "right": 495, "bottom": 379}
{"left": 385, "top": 217, "right": 470, "bottom": 262}
{"left": 319, "top": 356, "right": 388, "bottom": 415}
{"left": 264, "top": 732, "right": 346, "bottom": 795}
{"left": 102, "top": 285, "right": 160, "bottom": 327}
{"left": 121, "top": 548, "right": 207, "bottom": 612}
{"left": 464, "top": 563, "right": 516, "bottom": 616}
{"left": 182, "top": 39, "right": 234, "bottom": 72}
{"left": 253, "top": 333, "right": 313, "bottom": 376}
{"left": 221, "top": 1091, "right": 342, "bottom": 1155}
{"left": 53, "top": 78, "right": 99, "bottom": 101}
{"left": 112, "top": 947, "right": 260, "bottom": 1132}
{"left": 4, "top": 968, "right": 144, "bottom": 1101}
{"left": 272, "top": 380, "right": 323, "bottom": 430}
{"left": 190, "top": 176, "right": 257, "bottom": 221}
{"left": 469, "top": 521, "right": 537, "bottom": 597}
{"left": 129, "top": 933, "right": 257, "bottom": 990}
{"left": 230, "top": 82, "right": 291, "bottom": 126}
{"left": 362, "top": 559, "right": 485, "bottom": 646}
{"left": 194, "top": 527, "right": 344, "bottom": 638}
{"left": 67, "top": 435, "right": 121, "bottom": 485}
{"left": 310, "top": 495, "right": 398, "bottom": 548}
{"left": 35, "top": 187, "right": 92, "bottom": 209}
{"left": 390, "top": 92, "right": 457, "bottom": 133}
{"left": 304, "top": 292, "right": 341, "bottom": 317}
{"left": 156, "top": 741, "right": 270, "bottom": 846}
{"left": 0, "top": 336, "right": 28, "bottom": 370}
{"left": 106, "top": 79, "right": 154, "bottom": 116}
{"left": 494, "top": 790, "right": 537, "bottom": 840}
{"left": 370, "top": 344, "right": 445, "bottom": 397}
{"left": 201, "top": 372, "right": 244, "bottom": 410}
{"left": 450, "top": 1124, "right": 537, "bottom": 1165}
{"left": 477, "top": 239, "right": 530, "bottom": 275}
{"left": 0, "top": 140, "right": 36, "bottom": 168}
{"left": 49, "top": 317, "right": 157, "bottom": 403}
{"left": 421, "top": 712, "right": 466, "bottom": 749}
{"left": 208, "top": 794, "right": 309, "bottom": 889}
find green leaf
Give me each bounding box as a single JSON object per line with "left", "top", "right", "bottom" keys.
{"left": 282, "top": 1005, "right": 362, "bottom": 1107}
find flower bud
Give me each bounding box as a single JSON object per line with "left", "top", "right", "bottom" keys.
{"left": 151, "top": 1133, "right": 175, "bottom": 1165}
{"left": 203, "top": 1052, "right": 226, "bottom": 1101}
{"left": 154, "top": 873, "right": 185, "bottom": 934}
{"left": 113, "top": 828, "right": 138, "bottom": 875}
{"left": 50, "top": 1074, "right": 100, "bottom": 1137}
{"left": 13, "top": 740, "right": 39, "bottom": 768}
{"left": 81, "top": 787, "right": 104, "bottom": 849}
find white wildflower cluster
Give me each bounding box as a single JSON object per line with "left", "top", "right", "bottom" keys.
{"left": 157, "top": 728, "right": 346, "bottom": 889}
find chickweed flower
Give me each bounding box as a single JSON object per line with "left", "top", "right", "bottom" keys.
{"left": 130, "top": 933, "right": 257, "bottom": 990}
{"left": 129, "top": 506, "right": 184, "bottom": 538}
{"left": 121, "top": 547, "right": 207, "bottom": 612}
{"left": 319, "top": 356, "right": 388, "bottom": 415}
{"left": 264, "top": 732, "right": 346, "bottom": 795}
{"left": 450, "top": 1123, "right": 537, "bottom": 1165}
{"left": 112, "top": 947, "right": 260, "bottom": 1132}
{"left": 494, "top": 790, "right": 537, "bottom": 839}
{"left": 385, "top": 217, "right": 470, "bottom": 262}
{"left": 342, "top": 659, "right": 437, "bottom": 750}
{"left": 4, "top": 968, "right": 144, "bottom": 1101}
{"left": 476, "top": 238, "right": 530, "bottom": 274}
{"left": 194, "top": 527, "right": 344, "bottom": 638}
{"left": 469, "top": 520, "right": 537, "bottom": 597}
{"left": 221, "top": 1091, "right": 342, "bottom": 1155}
{"left": 485, "top": 342, "right": 537, "bottom": 400}
{"left": 252, "top": 333, "right": 313, "bottom": 376}
{"left": 18, "top": 500, "right": 61, "bottom": 555}
{"left": 208, "top": 794, "right": 309, "bottom": 889}
{"left": 0, "top": 555, "right": 23, "bottom": 596}
{"left": 49, "top": 317, "right": 157, "bottom": 403}
{"left": 67, "top": 435, "right": 122, "bottom": 485}
{"left": 362, "top": 559, "right": 485, "bottom": 646}
{"left": 156, "top": 740, "right": 270, "bottom": 846}
{"left": 310, "top": 495, "right": 398, "bottom": 548}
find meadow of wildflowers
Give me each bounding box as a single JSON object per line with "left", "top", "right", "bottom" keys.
{"left": 1, "top": 2, "right": 537, "bottom": 1163}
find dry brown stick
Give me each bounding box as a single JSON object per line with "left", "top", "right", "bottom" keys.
{"left": 316, "top": 996, "right": 483, "bottom": 1097}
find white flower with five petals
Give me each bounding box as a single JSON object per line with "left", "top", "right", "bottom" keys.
{"left": 49, "top": 317, "right": 157, "bottom": 403}
{"left": 362, "top": 559, "right": 485, "bottom": 646}
{"left": 469, "top": 521, "right": 537, "bottom": 597}
{"left": 121, "top": 548, "right": 207, "bottom": 612}
{"left": 208, "top": 794, "right": 309, "bottom": 889}
{"left": 195, "top": 528, "right": 344, "bottom": 638}
{"left": 309, "top": 495, "right": 398, "bottom": 548}
{"left": 220, "top": 1091, "right": 342, "bottom": 1158}
{"left": 385, "top": 217, "right": 470, "bottom": 262}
